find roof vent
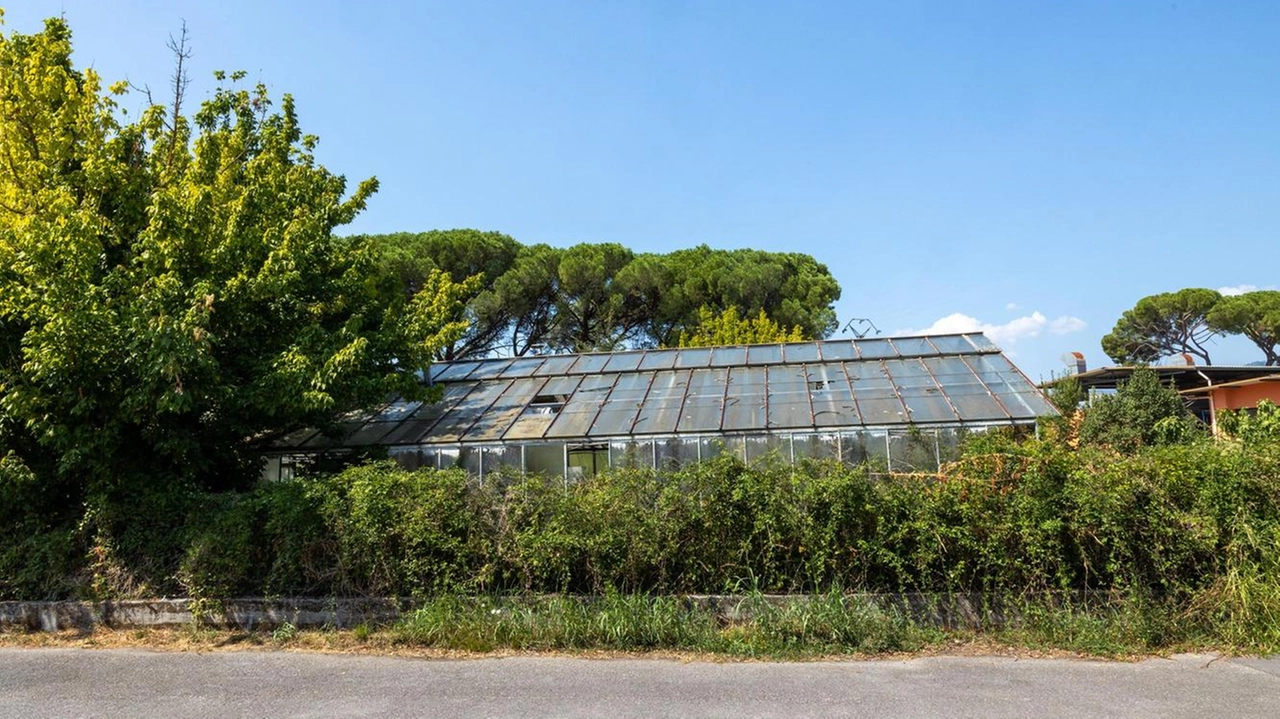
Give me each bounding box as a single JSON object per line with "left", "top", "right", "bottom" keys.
{"left": 1062, "top": 351, "right": 1086, "bottom": 374}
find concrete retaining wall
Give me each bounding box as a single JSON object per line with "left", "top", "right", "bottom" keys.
{"left": 0, "top": 593, "right": 1025, "bottom": 632}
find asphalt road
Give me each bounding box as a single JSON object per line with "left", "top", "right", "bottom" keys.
{"left": 2, "top": 648, "right": 1278, "bottom": 718}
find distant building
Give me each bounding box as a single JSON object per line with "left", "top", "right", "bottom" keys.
{"left": 1181, "top": 374, "right": 1280, "bottom": 433}
{"left": 264, "top": 334, "right": 1056, "bottom": 481}
{"left": 1058, "top": 362, "right": 1280, "bottom": 433}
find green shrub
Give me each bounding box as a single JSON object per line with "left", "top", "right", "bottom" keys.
{"left": 1217, "top": 400, "right": 1280, "bottom": 445}
{"left": 1080, "top": 368, "right": 1205, "bottom": 451}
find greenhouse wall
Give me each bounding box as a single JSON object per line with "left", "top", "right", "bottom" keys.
{"left": 266, "top": 424, "right": 1017, "bottom": 483}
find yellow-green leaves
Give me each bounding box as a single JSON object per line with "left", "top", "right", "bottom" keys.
{"left": 676, "top": 306, "right": 805, "bottom": 348}
{"left": 0, "top": 16, "right": 467, "bottom": 494}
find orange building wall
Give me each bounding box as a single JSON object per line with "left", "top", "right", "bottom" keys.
{"left": 1210, "top": 384, "right": 1280, "bottom": 411}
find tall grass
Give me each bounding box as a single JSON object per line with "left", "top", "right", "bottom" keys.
{"left": 390, "top": 591, "right": 933, "bottom": 657}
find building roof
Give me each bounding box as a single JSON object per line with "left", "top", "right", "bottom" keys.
{"left": 276, "top": 333, "right": 1056, "bottom": 451}
{"left": 1058, "top": 365, "right": 1280, "bottom": 392}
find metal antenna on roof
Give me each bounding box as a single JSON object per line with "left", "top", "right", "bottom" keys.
{"left": 842, "top": 318, "right": 881, "bottom": 339}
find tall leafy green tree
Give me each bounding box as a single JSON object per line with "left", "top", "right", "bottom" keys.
{"left": 362, "top": 239, "right": 843, "bottom": 356}
{"left": 364, "top": 229, "right": 520, "bottom": 360}
{"left": 549, "top": 242, "right": 646, "bottom": 352}
{"left": 0, "top": 17, "right": 470, "bottom": 499}
{"left": 1101, "top": 288, "right": 1221, "bottom": 365}
{"left": 1207, "top": 290, "right": 1280, "bottom": 366}
{"left": 650, "top": 245, "right": 841, "bottom": 346}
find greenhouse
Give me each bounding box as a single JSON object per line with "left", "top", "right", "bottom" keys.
{"left": 263, "top": 333, "right": 1056, "bottom": 480}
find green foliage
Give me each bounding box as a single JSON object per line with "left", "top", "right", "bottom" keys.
{"left": 1079, "top": 368, "right": 1204, "bottom": 452}
{"left": 1217, "top": 400, "right": 1280, "bottom": 445}
{"left": 1102, "top": 288, "right": 1221, "bottom": 364}
{"left": 363, "top": 230, "right": 522, "bottom": 360}
{"left": 675, "top": 306, "right": 805, "bottom": 347}
{"left": 361, "top": 236, "right": 843, "bottom": 356}
{"left": 1046, "top": 375, "right": 1085, "bottom": 416}
{"left": 0, "top": 17, "right": 472, "bottom": 506}
{"left": 390, "top": 591, "right": 927, "bottom": 657}
{"left": 1207, "top": 290, "right": 1280, "bottom": 366}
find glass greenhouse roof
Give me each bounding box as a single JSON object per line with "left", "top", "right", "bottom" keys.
{"left": 280, "top": 334, "right": 1055, "bottom": 450}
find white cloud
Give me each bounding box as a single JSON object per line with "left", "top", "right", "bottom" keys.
{"left": 1005, "top": 302, "right": 1019, "bottom": 311}
{"left": 1218, "top": 284, "right": 1265, "bottom": 296}
{"left": 1049, "top": 316, "right": 1087, "bottom": 335}
{"left": 900, "top": 310, "right": 1087, "bottom": 347}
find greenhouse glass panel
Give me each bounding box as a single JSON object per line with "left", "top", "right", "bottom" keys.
{"left": 499, "top": 357, "right": 547, "bottom": 378}
{"left": 429, "top": 379, "right": 514, "bottom": 442}
{"left": 678, "top": 368, "right": 729, "bottom": 432}
{"left": 589, "top": 372, "right": 652, "bottom": 437}
{"left": 466, "top": 358, "right": 514, "bottom": 380}
{"left": 546, "top": 374, "right": 617, "bottom": 437}
{"left": 883, "top": 358, "right": 959, "bottom": 423}
{"left": 890, "top": 337, "right": 935, "bottom": 358}
{"left": 674, "top": 347, "right": 713, "bottom": 368}
{"left": 937, "top": 427, "right": 964, "bottom": 464}
{"left": 745, "top": 434, "right": 789, "bottom": 463}
{"left": 747, "top": 344, "right": 783, "bottom": 365}
{"left": 390, "top": 446, "right": 438, "bottom": 471}
{"left": 504, "top": 376, "right": 583, "bottom": 440}
{"left": 845, "top": 360, "right": 909, "bottom": 425}
{"left": 863, "top": 430, "right": 890, "bottom": 470}
{"left": 533, "top": 355, "right": 578, "bottom": 375}
{"left": 381, "top": 382, "right": 477, "bottom": 445}
{"left": 782, "top": 343, "right": 820, "bottom": 363}
{"left": 603, "top": 351, "right": 645, "bottom": 373}
{"left": 926, "top": 335, "right": 976, "bottom": 355}
{"left": 638, "top": 350, "right": 677, "bottom": 371}
{"left": 569, "top": 353, "right": 611, "bottom": 375}
{"left": 434, "top": 361, "right": 482, "bottom": 382}
{"left": 808, "top": 363, "right": 860, "bottom": 427}
{"left": 436, "top": 447, "right": 461, "bottom": 471}
{"left": 923, "top": 357, "right": 1008, "bottom": 421}
{"left": 699, "top": 437, "right": 727, "bottom": 462}
{"left": 459, "top": 446, "right": 482, "bottom": 476}
{"left": 819, "top": 341, "right": 858, "bottom": 361}
{"left": 343, "top": 418, "right": 399, "bottom": 446}
{"left": 965, "top": 354, "right": 1054, "bottom": 418}
{"left": 722, "top": 435, "right": 748, "bottom": 462}
{"left": 655, "top": 437, "right": 699, "bottom": 471}
{"left": 856, "top": 339, "right": 898, "bottom": 359}
{"left": 840, "top": 431, "right": 870, "bottom": 466}
{"left": 465, "top": 377, "right": 547, "bottom": 441}
{"left": 302, "top": 405, "right": 382, "bottom": 449}
{"left": 482, "top": 445, "right": 524, "bottom": 477}
{"left": 524, "top": 443, "right": 565, "bottom": 478}
{"left": 710, "top": 346, "right": 747, "bottom": 366}
{"left": 966, "top": 334, "right": 999, "bottom": 351}
{"left": 767, "top": 365, "right": 813, "bottom": 429}
{"left": 888, "top": 429, "right": 939, "bottom": 472}
{"left": 723, "top": 366, "right": 768, "bottom": 431}
{"left": 793, "top": 433, "right": 840, "bottom": 462}
{"left": 371, "top": 398, "right": 422, "bottom": 423}
{"left": 609, "top": 440, "right": 651, "bottom": 469}
{"left": 631, "top": 370, "right": 692, "bottom": 434}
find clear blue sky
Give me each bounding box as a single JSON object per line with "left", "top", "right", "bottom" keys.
{"left": 8, "top": 1, "right": 1280, "bottom": 379}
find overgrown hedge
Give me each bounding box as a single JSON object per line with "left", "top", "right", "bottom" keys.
{"left": 5, "top": 435, "right": 1279, "bottom": 626}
